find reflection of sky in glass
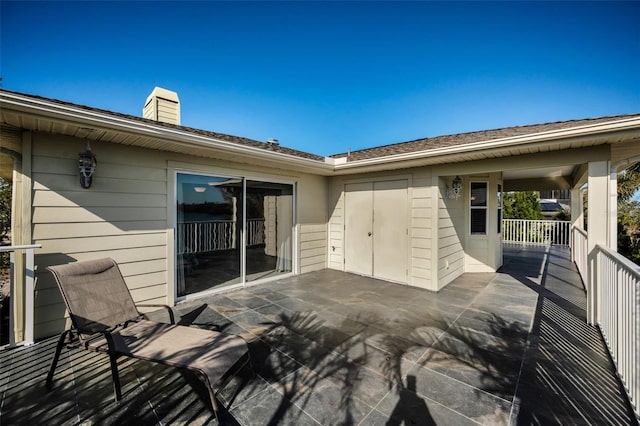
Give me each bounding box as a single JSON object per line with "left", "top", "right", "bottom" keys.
{"left": 177, "top": 174, "right": 233, "bottom": 204}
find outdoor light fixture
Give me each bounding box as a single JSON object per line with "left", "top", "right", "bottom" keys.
{"left": 78, "top": 141, "right": 97, "bottom": 189}
{"left": 447, "top": 175, "right": 463, "bottom": 199}
{"left": 194, "top": 187, "right": 207, "bottom": 193}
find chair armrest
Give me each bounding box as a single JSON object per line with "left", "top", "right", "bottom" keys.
{"left": 136, "top": 304, "right": 175, "bottom": 324}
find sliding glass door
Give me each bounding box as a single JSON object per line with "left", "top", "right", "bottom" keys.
{"left": 176, "top": 172, "right": 293, "bottom": 298}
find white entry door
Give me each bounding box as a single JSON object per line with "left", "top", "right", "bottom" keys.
{"left": 344, "top": 180, "right": 408, "bottom": 283}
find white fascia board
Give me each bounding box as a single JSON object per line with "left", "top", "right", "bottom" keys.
{"left": 333, "top": 117, "right": 640, "bottom": 171}
{"left": 0, "top": 92, "right": 333, "bottom": 174}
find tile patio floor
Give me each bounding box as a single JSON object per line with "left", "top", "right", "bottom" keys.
{"left": 1, "top": 245, "right": 637, "bottom": 425}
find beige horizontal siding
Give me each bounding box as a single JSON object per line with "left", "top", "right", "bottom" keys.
{"left": 33, "top": 172, "right": 167, "bottom": 194}
{"left": 34, "top": 222, "right": 166, "bottom": 239}
{"left": 33, "top": 206, "right": 167, "bottom": 223}
{"left": 410, "top": 180, "right": 434, "bottom": 289}
{"left": 299, "top": 223, "right": 327, "bottom": 273}
{"left": 36, "top": 233, "right": 167, "bottom": 254}
{"left": 438, "top": 178, "right": 464, "bottom": 290}
{"left": 328, "top": 190, "right": 344, "bottom": 270}
{"left": 31, "top": 133, "right": 170, "bottom": 339}
{"left": 33, "top": 190, "right": 166, "bottom": 208}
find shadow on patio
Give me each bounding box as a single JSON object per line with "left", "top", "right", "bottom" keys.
{"left": 1, "top": 245, "right": 637, "bottom": 425}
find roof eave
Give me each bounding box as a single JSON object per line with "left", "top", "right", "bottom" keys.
{"left": 331, "top": 117, "right": 640, "bottom": 174}
{"left": 0, "top": 91, "right": 334, "bottom": 176}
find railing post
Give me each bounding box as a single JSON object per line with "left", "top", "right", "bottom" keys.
{"left": 8, "top": 250, "right": 15, "bottom": 346}
{"left": 24, "top": 248, "right": 35, "bottom": 345}
{"left": 1, "top": 244, "right": 41, "bottom": 347}
{"left": 587, "top": 247, "right": 598, "bottom": 325}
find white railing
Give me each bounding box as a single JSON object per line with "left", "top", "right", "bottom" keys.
{"left": 572, "top": 227, "right": 588, "bottom": 282}
{"left": 177, "top": 219, "right": 265, "bottom": 254}
{"left": 596, "top": 244, "right": 640, "bottom": 416}
{"left": 178, "top": 220, "right": 235, "bottom": 254}
{"left": 502, "top": 219, "right": 571, "bottom": 246}
{"left": 0, "top": 244, "right": 41, "bottom": 347}
{"left": 247, "top": 218, "right": 265, "bottom": 246}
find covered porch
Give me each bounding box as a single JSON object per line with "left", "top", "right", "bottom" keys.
{"left": 1, "top": 244, "right": 636, "bottom": 425}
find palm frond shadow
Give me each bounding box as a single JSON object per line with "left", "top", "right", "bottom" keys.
{"left": 250, "top": 307, "right": 529, "bottom": 424}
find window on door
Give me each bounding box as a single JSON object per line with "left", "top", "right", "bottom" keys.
{"left": 470, "top": 182, "right": 488, "bottom": 235}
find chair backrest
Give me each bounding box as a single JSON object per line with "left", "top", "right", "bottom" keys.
{"left": 48, "top": 258, "right": 140, "bottom": 335}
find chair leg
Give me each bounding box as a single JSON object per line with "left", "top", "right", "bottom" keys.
{"left": 108, "top": 353, "right": 122, "bottom": 401}
{"left": 206, "top": 383, "right": 221, "bottom": 422}
{"left": 46, "top": 330, "right": 71, "bottom": 386}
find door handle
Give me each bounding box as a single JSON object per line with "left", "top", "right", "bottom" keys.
{"left": 368, "top": 232, "right": 372, "bottom": 237}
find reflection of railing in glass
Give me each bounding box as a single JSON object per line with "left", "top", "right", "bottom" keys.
{"left": 247, "top": 219, "right": 265, "bottom": 247}
{"left": 177, "top": 219, "right": 266, "bottom": 254}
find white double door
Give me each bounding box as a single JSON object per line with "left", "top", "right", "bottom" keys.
{"left": 344, "top": 180, "right": 408, "bottom": 283}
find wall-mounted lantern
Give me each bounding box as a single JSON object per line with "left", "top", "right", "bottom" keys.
{"left": 78, "top": 141, "right": 97, "bottom": 189}
{"left": 446, "top": 175, "right": 463, "bottom": 199}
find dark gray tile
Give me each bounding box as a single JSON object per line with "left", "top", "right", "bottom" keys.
{"left": 286, "top": 375, "right": 372, "bottom": 425}
{"left": 376, "top": 388, "right": 482, "bottom": 426}
{"left": 379, "top": 365, "right": 512, "bottom": 424}
{"left": 225, "top": 290, "right": 273, "bottom": 309}
{"left": 230, "top": 386, "right": 321, "bottom": 425}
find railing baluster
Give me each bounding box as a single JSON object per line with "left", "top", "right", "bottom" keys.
{"left": 502, "top": 219, "right": 571, "bottom": 247}
{"left": 592, "top": 244, "right": 640, "bottom": 417}
{"left": 176, "top": 219, "right": 266, "bottom": 254}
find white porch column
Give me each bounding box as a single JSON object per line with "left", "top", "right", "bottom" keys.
{"left": 586, "top": 160, "right": 609, "bottom": 325}
{"left": 609, "top": 167, "right": 618, "bottom": 251}
{"left": 570, "top": 187, "right": 584, "bottom": 230}
{"left": 570, "top": 187, "right": 584, "bottom": 263}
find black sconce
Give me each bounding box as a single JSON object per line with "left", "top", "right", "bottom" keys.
{"left": 446, "top": 175, "right": 463, "bottom": 199}
{"left": 78, "top": 141, "right": 97, "bottom": 188}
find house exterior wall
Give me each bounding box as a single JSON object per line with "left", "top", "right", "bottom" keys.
{"left": 329, "top": 168, "right": 443, "bottom": 291}
{"left": 29, "top": 131, "right": 328, "bottom": 339}
{"left": 328, "top": 167, "right": 505, "bottom": 292}
{"left": 296, "top": 173, "right": 329, "bottom": 274}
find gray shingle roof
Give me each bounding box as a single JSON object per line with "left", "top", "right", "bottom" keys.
{"left": 4, "top": 89, "right": 638, "bottom": 163}
{"left": 331, "top": 113, "right": 640, "bottom": 161}
{"left": 0, "top": 89, "right": 325, "bottom": 162}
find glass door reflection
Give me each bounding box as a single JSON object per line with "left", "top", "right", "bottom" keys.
{"left": 245, "top": 180, "right": 293, "bottom": 282}
{"left": 176, "top": 173, "right": 243, "bottom": 296}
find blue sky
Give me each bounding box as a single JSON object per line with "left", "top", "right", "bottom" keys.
{"left": 1, "top": 1, "right": 639, "bottom": 156}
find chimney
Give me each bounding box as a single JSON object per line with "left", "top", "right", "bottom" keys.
{"left": 143, "top": 87, "right": 180, "bottom": 125}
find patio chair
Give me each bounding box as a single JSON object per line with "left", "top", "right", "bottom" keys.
{"left": 45, "top": 257, "right": 251, "bottom": 420}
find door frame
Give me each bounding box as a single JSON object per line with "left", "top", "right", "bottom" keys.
{"left": 167, "top": 162, "right": 297, "bottom": 304}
